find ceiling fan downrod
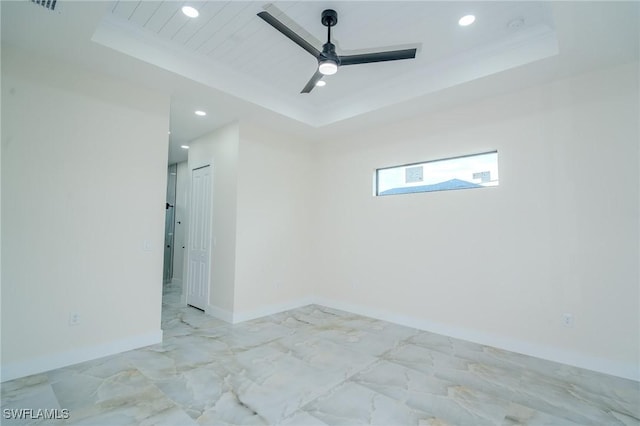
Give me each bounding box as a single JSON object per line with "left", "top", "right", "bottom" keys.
{"left": 319, "top": 9, "right": 339, "bottom": 74}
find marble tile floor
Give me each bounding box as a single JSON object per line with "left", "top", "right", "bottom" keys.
{"left": 2, "top": 284, "right": 639, "bottom": 425}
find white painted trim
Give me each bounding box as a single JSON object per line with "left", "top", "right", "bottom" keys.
{"left": 232, "top": 297, "right": 316, "bottom": 324}
{"left": 1, "top": 330, "right": 163, "bottom": 383}
{"left": 206, "top": 304, "right": 233, "bottom": 323}
{"left": 3, "top": 299, "right": 635, "bottom": 383}
{"left": 313, "top": 297, "right": 639, "bottom": 382}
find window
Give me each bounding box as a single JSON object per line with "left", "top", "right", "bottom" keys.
{"left": 376, "top": 151, "right": 499, "bottom": 196}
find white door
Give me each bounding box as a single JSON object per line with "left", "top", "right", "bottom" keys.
{"left": 186, "top": 165, "right": 211, "bottom": 310}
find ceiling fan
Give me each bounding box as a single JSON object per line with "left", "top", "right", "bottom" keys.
{"left": 257, "top": 9, "right": 418, "bottom": 93}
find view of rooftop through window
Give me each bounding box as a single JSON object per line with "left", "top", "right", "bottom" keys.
{"left": 376, "top": 151, "right": 499, "bottom": 196}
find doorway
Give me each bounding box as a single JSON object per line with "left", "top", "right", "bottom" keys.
{"left": 163, "top": 164, "right": 177, "bottom": 284}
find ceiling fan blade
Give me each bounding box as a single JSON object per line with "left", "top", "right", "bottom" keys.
{"left": 257, "top": 11, "right": 321, "bottom": 58}
{"left": 301, "top": 70, "right": 324, "bottom": 94}
{"left": 339, "top": 48, "right": 417, "bottom": 66}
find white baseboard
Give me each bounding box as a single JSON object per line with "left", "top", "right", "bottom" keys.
{"left": 206, "top": 304, "right": 233, "bottom": 323}
{"left": 3, "top": 300, "right": 636, "bottom": 383}
{"left": 314, "top": 297, "right": 639, "bottom": 382}
{"left": 1, "top": 330, "right": 163, "bottom": 383}
{"left": 232, "top": 297, "right": 316, "bottom": 324}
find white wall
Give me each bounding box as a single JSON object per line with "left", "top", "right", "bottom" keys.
{"left": 233, "top": 123, "right": 315, "bottom": 320}
{"left": 1, "top": 48, "right": 169, "bottom": 381}
{"left": 313, "top": 62, "right": 639, "bottom": 380}
{"left": 180, "top": 62, "right": 638, "bottom": 379}
{"left": 172, "top": 161, "right": 188, "bottom": 287}
{"left": 0, "top": 4, "right": 3, "bottom": 371}
{"left": 185, "top": 122, "right": 315, "bottom": 322}
{"left": 187, "top": 123, "right": 239, "bottom": 318}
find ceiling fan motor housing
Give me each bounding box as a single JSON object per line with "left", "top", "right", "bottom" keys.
{"left": 321, "top": 9, "right": 337, "bottom": 27}
{"left": 320, "top": 42, "right": 339, "bottom": 65}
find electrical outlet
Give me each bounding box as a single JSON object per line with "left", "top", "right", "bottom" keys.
{"left": 562, "top": 313, "right": 574, "bottom": 327}
{"left": 69, "top": 312, "right": 80, "bottom": 326}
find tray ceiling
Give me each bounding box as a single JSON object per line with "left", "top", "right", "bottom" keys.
{"left": 93, "top": 1, "right": 558, "bottom": 127}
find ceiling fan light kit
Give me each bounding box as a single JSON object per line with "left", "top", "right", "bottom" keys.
{"left": 257, "top": 8, "right": 418, "bottom": 93}
{"left": 318, "top": 60, "right": 338, "bottom": 75}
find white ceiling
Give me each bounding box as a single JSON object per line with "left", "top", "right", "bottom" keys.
{"left": 94, "top": 1, "right": 559, "bottom": 125}
{"left": 1, "top": 1, "right": 638, "bottom": 164}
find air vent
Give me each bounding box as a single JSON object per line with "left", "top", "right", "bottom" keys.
{"left": 31, "top": 0, "right": 57, "bottom": 11}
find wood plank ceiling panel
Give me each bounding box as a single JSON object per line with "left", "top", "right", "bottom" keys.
{"left": 225, "top": 3, "right": 305, "bottom": 72}
{"left": 112, "top": 0, "right": 140, "bottom": 21}
{"left": 156, "top": 3, "right": 209, "bottom": 40}
{"left": 172, "top": 1, "right": 230, "bottom": 46}
{"left": 210, "top": 1, "right": 301, "bottom": 63}
{"left": 128, "top": 1, "right": 163, "bottom": 29}
{"left": 206, "top": 18, "right": 266, "bottom": 63}
{"left": 143, "top": 2, "right": 180, "bottom": 34}
{"left": 188, "top": 2, "right": 257, "bottom": 54}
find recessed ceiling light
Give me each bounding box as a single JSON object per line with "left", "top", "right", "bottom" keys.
{"left": 316, "top": 80, "right": 326, "bottom": 87}
{"left": 181, "top": 145, "right": 190, "bottom": 149}
{"left": 194, "top": 110, "right": 207, "bottom": 116}
{"left": 182, "top": 6, "right": 199, "bottom": 18}
{"left": 458, "top": 15, "right": 476, "bottom": 26}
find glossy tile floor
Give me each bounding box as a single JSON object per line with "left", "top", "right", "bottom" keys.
{"left": 2, "top": 284, "right": 639, "bottom": 425}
